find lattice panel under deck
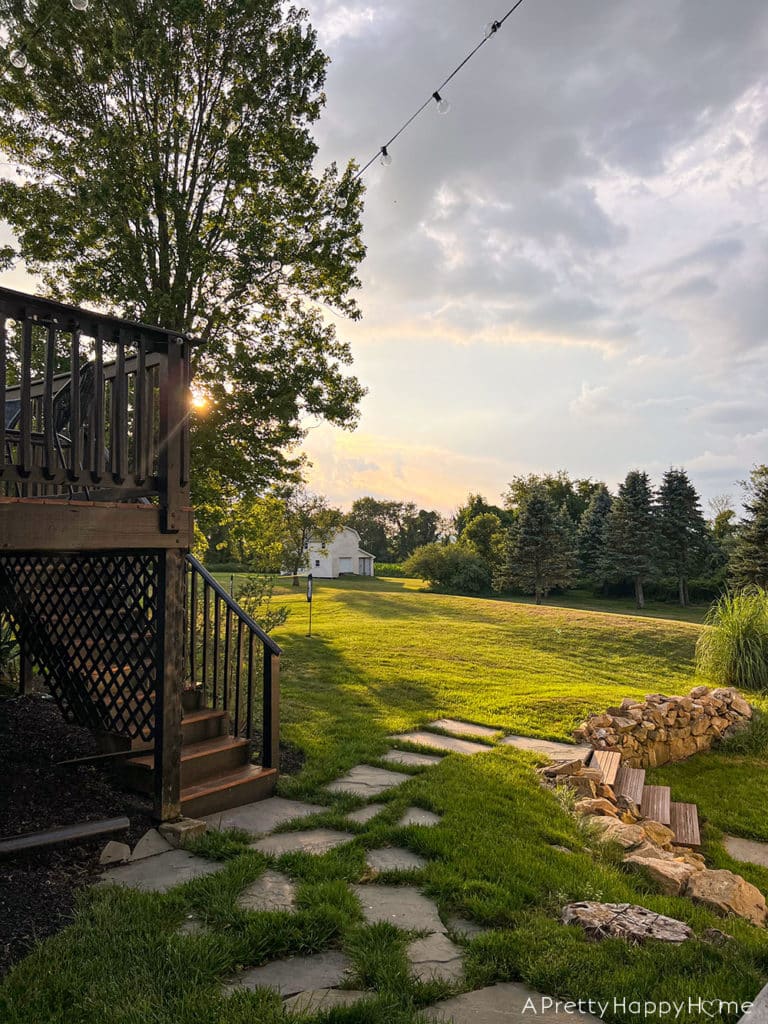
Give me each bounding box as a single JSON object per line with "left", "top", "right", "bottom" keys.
{"left": 0, "top": 552, "right": 160, "bottom": 740}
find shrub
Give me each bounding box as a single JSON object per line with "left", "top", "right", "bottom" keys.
{"left": 403, "top": 543, "right": 491, "bottom": 594}
{"left": 0, "top": 615, "right": 19, "bottom": 682}
{"left": 695, "top": 589, "right": 768, "bottom": 692}
{"left": 234, "top": 576, "right": 290, "bottom": 634}
{"left": 374, "top": 562, "right": 409, "bottom": 578}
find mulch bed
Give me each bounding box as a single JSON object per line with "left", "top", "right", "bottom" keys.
{"left": 0, "top": 695, "right": 153, "bottom": 976}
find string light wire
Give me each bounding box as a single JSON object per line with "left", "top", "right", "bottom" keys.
{"left": 352, "top": 0, "right": 528, "bottom": 180}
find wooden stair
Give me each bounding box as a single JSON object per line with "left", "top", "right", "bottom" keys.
{"left": 122, "top": 688, "right": 277, "bottom": 818}
{"left": 587, "top": 751, "right": 701, "bottom": 848}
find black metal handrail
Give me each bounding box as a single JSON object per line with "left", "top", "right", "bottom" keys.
{"left": 184, "top": 554, "right": 281, "bottom": 769}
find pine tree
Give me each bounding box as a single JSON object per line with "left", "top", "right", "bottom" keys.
{"left": 497, "top": 487, "right": 577, "bottom": 604}
{"left": 730, "top": 466, "right": 768, "bottom": 590}
{"left": 578, "top": 485, "right": 612, "bottom": 589}
{"left": 657, "top": 468, "right": 708, "bottom": 606}
{"left": 601, "top": 470, "right": 656, "bottom": 608}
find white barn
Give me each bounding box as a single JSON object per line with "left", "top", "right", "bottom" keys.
{"left": 307, "top": 526, "right": 376, "bottom": 579}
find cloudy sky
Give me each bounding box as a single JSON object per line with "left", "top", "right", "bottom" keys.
{"left": 299, "top": 0, "right": 768, "bottom": 515}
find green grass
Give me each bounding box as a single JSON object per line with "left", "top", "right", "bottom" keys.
{"left": 2, "top": 576, "right": 767, "bottom": 1023}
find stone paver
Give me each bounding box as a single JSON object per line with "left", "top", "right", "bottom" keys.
{"left": 383, "top": 749, "right": 444, "bottom": 768}
{"left": 99, "top": 840, "right": 130, "bottom": 865}
{"left": 424, "top": 982, "right": 605, "bottom": 1022}
{"left": 283, "top": 989, "right": 371, "bottom": 1013}
{"left": 99, "top": 849, "right": 224, "bottom": 892}
{"left": 725, "top": 836, "right": 768, "bottom": 869}
{"left": 353, "top": 884, "right": 445, "bottom": 933}
{"left": 390, "top": 732, "right": 490, "bottom": 756}
{"left": 224, "top": 950, "right": 352, "bottom": 997}
{"left": 325, "top": 764, "right": 410, "bottom": 797}
{"left": 202, "top": 796, "right": 323, "bottom": 835}
{"left": 399, "top": 807, "right": 441, "bottom": 827}
{"left": 446, "top": 915, "right": 492, "bottom": 938}
{"left": 429, "top": 718, "right": 501, "bottom": 740}
{"left": 500, "top": 735, "right": 592, "bottom": 761}
{"left": 408, "top": 933, "right": 464, "bottom": 983}
{"left": 366, "top": 847, "right": 427, "bottom": 874}
{"left": 346, "top": 803, "right": 386, "bottom": 825}
{"left": 251, "top": 829, "right": 354, "bottom": 857}
{"left": 739, "top": 982, "right": 768, "bottom": 1024}
{"left": 237, "top": 869, "right": 296, "bottom": 912}
{"left": 130, "top": 828, "right": 174, "bottom": 861}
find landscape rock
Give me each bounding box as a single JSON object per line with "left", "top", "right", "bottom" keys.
{"left": 623, "top": 853, "right": 695, "bottom": 895}
{"left": 685, "top": 869, "right": 768, "bottom": 927}
{"left": 158, "top": 818, "right": 207, "bottom": 849}
{"left": 130, "top": 828, "right": 174, "bottom": 861}
{"left": 641, "top": 820, "right": 675, "bottom": 849}
{"left": 562, "top": 901, "right": 694, "bottom": 944}
{"left": 595, "top": 821, "right": 646, "bottom": 849}
{"left": 574, "top": 797, "right": 618, "bottom": 817}
{"left": 99, "top": 840, "right": 131, "bottom": 865}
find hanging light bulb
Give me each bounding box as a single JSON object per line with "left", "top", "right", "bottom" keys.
{"left": 335, "top": 195, "right": 348, "bottom": 211}
{"left": 432, "top": 91, "right": 451, "bottom": 115}
{"left": 380, "top": 145, "right": 392, "bottom": 167}
{"left": 483, "top": 20, "right": 501, "bottom": 39}
{"left": 70, "top": 0, "right": 89, "bottom": 9}
{"left": 9, "top": 49, "right": 27, "bottom": 69}
{"left": 298, "top": 228, "right": 313, "bottom": 246}
{"left": 269, "top": 260, "right": 282, "bottom": 275}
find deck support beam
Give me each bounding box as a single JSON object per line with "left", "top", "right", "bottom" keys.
{"left": 154, "top": 548, "right": 185, "bottom": 822}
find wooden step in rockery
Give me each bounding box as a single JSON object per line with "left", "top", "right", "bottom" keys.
{"left": 614, "top": 765, "right": 646, "bottom": 806}
{"left": 670, "top": 802, "right": 701, "bottom": 847}
{"left": 640, "top": 785, "right": 671, "bottom": 825}
{"left": 588, "top": 749, "right": 621, "bottom": 787}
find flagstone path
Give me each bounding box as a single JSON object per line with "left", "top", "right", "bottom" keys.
{"left": 99, "top": 716, "right": 602, "bottom": 1020}
{"left": 724, "top": 835, "right": 768, "bottom": 869}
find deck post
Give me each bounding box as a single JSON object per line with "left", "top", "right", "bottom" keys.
{"left": 154, "top": 547, "right": 185, "bottom": 821}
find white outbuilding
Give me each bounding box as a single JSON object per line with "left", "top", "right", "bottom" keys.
{"left": 306, "top": 526, "right": 376, "bottom": 579}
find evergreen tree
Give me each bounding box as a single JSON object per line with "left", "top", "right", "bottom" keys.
{"left": 578, "top": 485, "right": 613, "bottom": 589}
{"left": 601, "top": 470, "right": 656, "bottom": 608}
{"left": 730, "top": 466, "right": 768, "bottom": 590}
{"left": 496, "top": 487, "right": 577, "bottom": 604}
{"left": 657, "top": 468, "right": 708, "bottom": 606}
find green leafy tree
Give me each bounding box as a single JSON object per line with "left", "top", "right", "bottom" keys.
{"left": 657, "top": 468, "right": 708, "bottom": 606}
{"left": 0, "top": 0, "right": 365, "bottom": 498}
{"left": 600, "top": 470, "right": 656, "bottom": 608}
{"left": 281, "top": 487, "right": 343, "bottom": 585}
{"left": 453, "top": 493, "right": 511, "bottom": 535}
{"left": 460, "top": 512, "right": 505, "bottom": 570}
{"left": 496, "top": 488, "right": 577, "bottom": 604}
{"left": 577, "top": 485, "right": 612, "bottom": 590}
{"left": 504, "top": 471, "right": 604, "bottom": 524}
{"left": 730, "top": 466, "right": 768, "bottom": 590}
{"left": 345, "top": 498, "right": 440, "bottom": 561}
{"left": 403, "top": 544, "right": 491, "bottom": 594}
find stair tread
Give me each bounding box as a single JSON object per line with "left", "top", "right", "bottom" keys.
{"left": 670, "top": 801, "right": 701, "bottom": 847}
{"left": 126, "top": 734, "right": 248, "bottom": 769}
{"left": 180, "top": 764, "right": 276, "bottom": 800}
{"left": 640, "top": 784, "right": 671, "bottom": 825}
{"left": 183, "top": 708, "right": 227, "bottom": 724}
{"left": 615, "top": 765, "right": 646, "bottom": 806}
{"left": 589, "top": 749, "right": 621, "bottom": 786}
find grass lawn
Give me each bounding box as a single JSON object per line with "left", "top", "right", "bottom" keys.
{"left": 2, "top": 576, "right": 767, "bottom": 1024}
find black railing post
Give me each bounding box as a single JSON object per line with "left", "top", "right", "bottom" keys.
{"left": 263, "top": 649, "right": 280, "bottom": 770}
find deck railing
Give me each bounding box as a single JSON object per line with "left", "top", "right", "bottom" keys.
{"left": 184, "top": 555, "right": 281, "bottom": 769}
{"left": 0, "top": 287, "right": 191, "bottom": 526}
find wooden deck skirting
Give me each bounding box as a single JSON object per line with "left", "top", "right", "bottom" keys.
{"left": 0, "top": 500, "right": 193, "bottom": 550}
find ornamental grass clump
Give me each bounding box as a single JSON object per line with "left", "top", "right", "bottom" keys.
{"left": 696, "top": 589, "right": 768, "bottom": 692}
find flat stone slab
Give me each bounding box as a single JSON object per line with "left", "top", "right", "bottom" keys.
{"left": 390, "top": 731, "right": 490, "bottom": 756}
{"left": 383, "top": 749, "right": 444, "bottom": 768}
{"left": 325, "top": 764, "right": 410, "bottom": 797}
{"left": 237, "top": 869, "right": 296, "bottom": 912}
{"left": 408, "top": 933, "right": 464, "bottom": 983}
{"left": 283, "top": 989, "right": 370, "bottom": 1013}
{"left": 353, "top": 884, "right": 445, "bottom": 933}
{"left": 366, "top": 847, "right": 428, "bottom": 874}
{"left": 346, "top": 803, "right": 386, "bottom": 825}
{"left": 224, "top": 950, "right": 352, "bottom": 997}
{"left": 740, "top": 982, "right": 768, "bottom": 1024}
{"left": 251, "top": 829, "right": 354, "bottom": 857}
{"left": 99, "top": 849, "right": 224, "bottom": 893}
{"left": 424, "top": 983, "right": 606, "bottom": 1022}
{"left": 202, "top": 797, "right": 323, "bottom": 835}
{"left": 130, "top": 828, "right": 174, "bottom": 861}
{"left": 399, "top": 807, "right": 442, "bottom": 827}
{"left": 446, "top": 915, "right": 492, "bottom": 938}
{"left": 500, "top": 735, "right": 592, "bottom": 761}
{"left": 724, "top": 836, "right": 768, "bottom": 869}
{"left": 429, "top": 718, "right": 501, "bottom": 740}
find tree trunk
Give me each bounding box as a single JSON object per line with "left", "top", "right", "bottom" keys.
{"left": 292, "top": 574, "right": 299, "bottom": 587}
{"left": 678, "top": 576, "right": 687, "bottom": 607}
{"left": 634, "top": 576, "right": 645, "bottom": 609}
{"left": 535, "top": 586, "right": 542, "bottom": 605}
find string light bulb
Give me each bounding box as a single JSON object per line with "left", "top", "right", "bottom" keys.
{"left": 380, "top": 145, "right": 392, "bottom": 167}
{"left": 70, "top": 0, "right": 89, "bottom": 9}
{"left": 9, "top": 49, "right": 27, "bottom": 69}
{"left": 269, "top": 260, "right": 282, "bottom": 275}
{"left": 433, "top": 91, "right": 451, "bottom": 115}
{"left": 484, "top": 20, "right": 501, "bottom": 39}
{"left": 335, "top": 195, "right": 348, "bottom": 211}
